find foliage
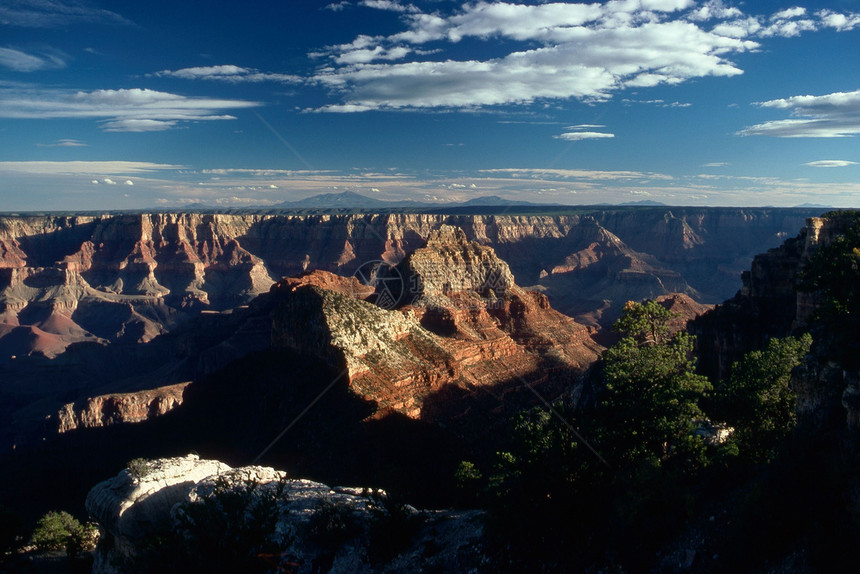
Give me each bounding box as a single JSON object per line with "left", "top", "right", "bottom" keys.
{"left": 483, "top": 405, "right": 605, "bottom": 568}
{"left": 713, "top": 334, "right": 812, "bottom": 463}
{"left": 799, "top": 211, "right": 860, "bottom": 368}
{"left": 126, "top": 457, "right": 152, "bottom": 481}
{"left": 145, "top": 475, "right": 290, "bottom": 574}
{"left": 613, "top": 299, "right": 674, "bottom": 346}
{"left": 30, "top": 510, "right": 98, "bottom": 558}
{"left": 597, "top": 302, "right": 712, "bottom": 468}
{"left": 479, "top": 301, "right": 720, "bottom": 569}
{"left": 453, "top": 460, "right": 483, "bottom": 505}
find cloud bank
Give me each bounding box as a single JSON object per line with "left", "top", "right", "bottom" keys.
{"left": 0, "top": 0, "right": 131, "bottom": 28}
{"left": 0, "top": 47, "right": 66, "bottom": 71}
{"left": 0, "top": 87, "right": 259, "bottom": 131}
{"left": 739, "top": 89, "right": 860, "bottom": 138}
{"left": 152, "top": 65, "right": 300, "bottom": 84}
{"left": 310, "top": 0, "right": 860, "bottom": 112}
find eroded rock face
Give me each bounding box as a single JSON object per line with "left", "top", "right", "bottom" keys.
{"left": 270, "top": 228, "right": 602, "bottom": 420}
{"left": 86, "top": 455, "right": 485, "bottom": 574}
{"left": 54, "top": 381, "right": 191, "bottom": 433}
{"left": 0, "top": 208, "right": 817, "bottom": 360}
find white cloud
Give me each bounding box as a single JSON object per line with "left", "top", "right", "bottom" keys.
{"left": 622, "top": 98, "right": 691, "bottom": 107}
{"left": 0, "top": 47, "right": 66, "bottom": 71}
{"left": 687, "top": 1, "right": 743, "bottom": 22}
{"left": 0, "top": 161, "right": 182, "bottom": 175}
{"left": 0, "top": 0, "right": 131, "bottom": 28}
{"left": 103, "top": 178, "right": 116, "bottom": 185}
{"left": 309, "top": 2, "right": 860, "bottom": 113}
{"left": 803, "top": 160, "right": 858, "bottom": 168}
{"left": 311, "top": 1, "right": 762, "bottom": 112}
{"left": 153, "top": 65, "right": 300, "bottom": 83}
{"left": 124, "top": 179, "right": 134, "bottom": 185}
{"left": 771, "top": 7, "right": 807, "bottom": 21}
{"left": 36, "top": 138, "right": 87, "bottom": 147}
{"left": 739, "top": 89, "right": 860, "bottom": 138}
{"left": 0, "top": 87, "right": 258, "bottom": 131}
{"left": 361, "top": 1, "right": 419, "bottom": 14}
{"left": 817, "top": 10, "right": 860, "bottom": 32}
{"left": 480, "top": 168, "right": 673, "bottom": 181}
{"left": 556, "top": 131, "right": 615, "bottom": 141}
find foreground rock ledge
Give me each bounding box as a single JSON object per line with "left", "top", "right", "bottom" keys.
{"left": 86, "top": 454, "right": 485, "bottom": 573}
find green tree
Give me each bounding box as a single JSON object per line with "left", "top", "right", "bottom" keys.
{"left": 799, "top": 211, "right": 860, "bottom": 369}
{"left": 597, "top": 301, "right": 712, "bottom": 468}
{"left": 713, "top": 334, "right": 812, "bottom": 463}
{"left": 613, "top": 299, "right": 674, "bottom": 346}
{"left": 30, "top": 510, "right": 97, "bottom": 557}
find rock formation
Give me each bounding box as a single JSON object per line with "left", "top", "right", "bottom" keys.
{"left": 271, "top": 226, "right": 602, "bottom": 421}
{"left": 0, "top": 208, "right": 817, "bottom": 360}
{"left": 55, "top": 381, "right": 191, "bottom": 433}
{"left": 86, "top": 454, "right": 485, "bottom": 574}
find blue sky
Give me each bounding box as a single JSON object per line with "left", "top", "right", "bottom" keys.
{"left": 1, "top": 0, "right": 859, "bottom": 210}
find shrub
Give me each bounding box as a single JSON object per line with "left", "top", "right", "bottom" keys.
{"left": 146, "top": 475, "right": 290, "bottom": 574}
{"left": 31, "top": 511, "right": 98, "bottom": 557}
{"left": 126, "top": 457, "right": 152, "bottom": 481}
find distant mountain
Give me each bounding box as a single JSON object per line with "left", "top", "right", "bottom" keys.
{"left": 274, "top": 192, "right": 562, "bottom": 210}
{"left": 277, "top": 191, "right": 430, "bottom": 209}
{"left": 794, "top": 203, "right": 833, "bottom": 209}
{"left": 620, "top": 199, "right": 668, "bottom": 206}
{"left": 459, "top": 195, "right": 552, "bottom": 207}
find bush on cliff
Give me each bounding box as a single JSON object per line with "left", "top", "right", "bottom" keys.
{"left": 30, "top": 510, "right": 97, "bottom": 557}
{"left": 160, "top": 475, "right": 290, "bottom": 574}
{"left": 594, "top": 300, "right": 712, "bottom": 469}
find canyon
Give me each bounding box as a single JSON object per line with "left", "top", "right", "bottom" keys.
{"left": 0, "top": 208, "right": 816, "bottom": 444}
{"left": 0, "top": 206, "right": 825, "bottom": 526}
{"left": 0, "top": 207, "right": 816, "bottom": 360}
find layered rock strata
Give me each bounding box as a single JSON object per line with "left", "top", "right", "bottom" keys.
{"left": 272, "top": 227, "right": 602, "bottom": 420}
{"left": 0, "top": 208, "right": 817, "bottom": 359}
{"left": 55, "top": 381, "right": 191, "bottom": 433}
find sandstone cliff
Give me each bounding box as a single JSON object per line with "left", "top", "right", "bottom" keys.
{"left": 270, "top": 226, "right": 602, "bottom": 421}
{"left": 55, "top": 381, "right": 191, "bottom": 433}
{"left": 0, "top": 208, "right": 817, "bottom": 360}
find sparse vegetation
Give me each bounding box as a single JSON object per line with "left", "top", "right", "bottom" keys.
{"left": 30, "top": 510, "right": 98, "bottom": 558}
{"left": 163, "top": 475, "right": 290, "bottom": 574}
{"left": 126, "top": 457, "right": 153, "bottom": 481}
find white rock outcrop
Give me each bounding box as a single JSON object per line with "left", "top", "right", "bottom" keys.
{"left": 86, "top": 455, "right": 486, "bottom": 574}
